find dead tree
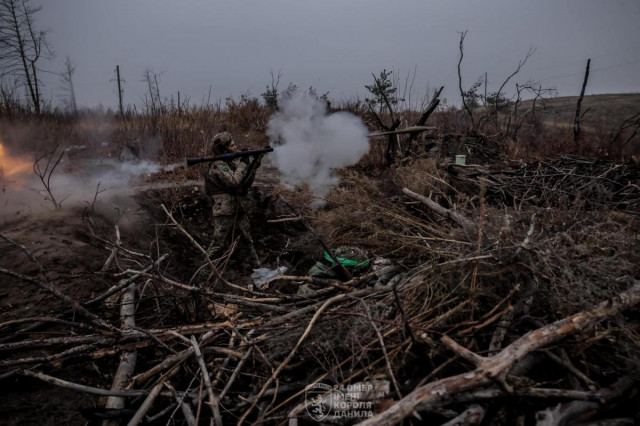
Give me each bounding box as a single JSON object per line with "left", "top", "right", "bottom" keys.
{"left": 33, "top": 145, "right": 65, "bottom": 209}
{"left": 488, "top": 48, "right": 535, "bottom": 128}
{"left": 114, "top": 65, "right": 124, "bottom": 116}
{"left": 0, "top": 0, "right": 51, "bottom": 114}
{"left": 366, "top": 71, "right": 442, "bottom": 166}
{"left": 403, "top": 86, "right": 444, "bottom": 154}
{"left": 142, "top": 68, "right": 163, "bottom": 116}
{"left": 59, "top": 56, "right": 77, "bottom": 115}
{"left": 261, "top": 69, "right": 282, "bottom": 109}
{"left": 457, "top": 30, "right": 476, "bottom": 130}
{"left": 573, "top": 58, "right": 591, "bottom": 145}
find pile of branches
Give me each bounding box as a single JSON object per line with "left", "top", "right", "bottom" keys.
{"left": 448, "top": 155, "right": 640, "bottom": 212}
{"left": 1, "top": 178, "right": 640, "bottom": 425}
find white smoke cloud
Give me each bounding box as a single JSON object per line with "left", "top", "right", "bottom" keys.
{"left": 267, "top": 93, "right": 369, "bottom": 197}
{"left": 0, "top": 155, "right": 180, "bottom": 223}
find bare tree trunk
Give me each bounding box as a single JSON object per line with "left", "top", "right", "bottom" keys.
{"left": 0, "top": 0, "right": 49, "bottom": 114}
{"left": 414, "top": 86, "right": 444, "bottom": 127}
{"left": 116, "top": 65, "right": 124, "bottom": 116}
{"left": 458, "top": 30, "right": 475, "bottom": 130}
{"left": 7, "top": 1, "right": 38, "bottom": 113}
{"left": 573, "top": 58, "right": 591, "bottom": 145}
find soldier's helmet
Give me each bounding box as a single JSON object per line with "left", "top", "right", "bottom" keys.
{"left": 209, "top": 132, "right": 234, "bottom": 155}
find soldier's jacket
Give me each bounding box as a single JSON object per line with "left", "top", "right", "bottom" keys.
{"left": 204, "top": 158, "right": 257, "bottom": 216}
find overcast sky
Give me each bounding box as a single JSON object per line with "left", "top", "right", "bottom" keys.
{"left": 34, "top": 0, "right": 640, "bottom": 110}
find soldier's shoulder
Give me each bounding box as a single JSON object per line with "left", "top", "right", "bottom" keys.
{"left": 211, "top": 160, "right": 231, "bottom": 172}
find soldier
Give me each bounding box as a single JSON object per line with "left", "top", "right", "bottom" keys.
{"left": 203, "top": 132, "right": 264, "bottom": 268}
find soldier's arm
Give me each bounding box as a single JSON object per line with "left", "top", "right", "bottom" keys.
{"left": 208, "top": 160, "right": 249, "bottom": 188}
{"left": 241, "top": 155, "right": 263, "bottom": 189}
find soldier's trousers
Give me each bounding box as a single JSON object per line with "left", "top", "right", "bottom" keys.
{"left": 206, "top": 214, "right": 260, "bottom": 266}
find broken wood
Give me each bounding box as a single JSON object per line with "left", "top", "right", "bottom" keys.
{"left": 103, "top": 277, "right": 138, "bottom": 426}
{"left": 402, "top": 188, "right": 477, "bottom": 236}
{"left": 190, "top": 335, "right": 223, "bottom": 426}
{"left": 358, "top": 280, "right": 640, "bottom": 425}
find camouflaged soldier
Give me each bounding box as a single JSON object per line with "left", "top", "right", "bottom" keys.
{"left": 203, "top": 132, "right": 263, "bottom": 267}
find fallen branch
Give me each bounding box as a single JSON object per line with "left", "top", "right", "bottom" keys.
{"left": 104, "top": 278, "right": 138, "bottom": 426}
{"left": 358, "top": 280, "right": 640, "bottom": 425}
{"left": 402, "top": 188, "right": 476, "bottom": 236}
{"left": 161, "top": 203, "right": 229, "bottom": 287}
{"left": 191, "top": 335, "right": 223, "bottom": 426}
{"left": 85, "top": 254, "right": 169, "bottom": 306}
{"left": 101, "top": 222, "right": 122, "bottom": 272}
{"left": 535, "top": 376, "right": 636, "bottom": 426}
{"left": 126, "top": 366, "right": 180, "bottom": 426}
{"left": 238, "top": 291, "right": 357, "bottom": 424}
{"left": 21, "top": 369, "right": 151, "bottom": 397}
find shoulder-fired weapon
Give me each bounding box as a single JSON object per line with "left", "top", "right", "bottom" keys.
{"left": 186, "top": 146, "right": 273, "bottom": 167}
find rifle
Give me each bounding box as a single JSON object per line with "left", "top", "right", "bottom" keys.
{"left": 186, "top": 146, "right": 274, "bottom": 167}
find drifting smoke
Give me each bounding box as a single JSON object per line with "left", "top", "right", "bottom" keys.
{"left": 0, "top": 141, "right": 179, "bottom": 222}
{"left": 267, "top": 93, "right": 369, "bottom": 198}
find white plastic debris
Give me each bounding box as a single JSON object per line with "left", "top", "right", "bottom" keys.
{"left": 251, "top": 266, "right": 288, "bottom": 290}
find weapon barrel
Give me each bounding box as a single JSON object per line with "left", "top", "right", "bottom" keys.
{"left": 186, "top": 146, "right": 273, "bottom": 167}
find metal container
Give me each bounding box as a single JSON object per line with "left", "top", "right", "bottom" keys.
{"left": 455, "top": 155, "right": 466, "bottom": 165}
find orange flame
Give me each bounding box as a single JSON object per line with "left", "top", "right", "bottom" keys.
{"left": 0, "top": 142, "right": 32, "bottom": 180}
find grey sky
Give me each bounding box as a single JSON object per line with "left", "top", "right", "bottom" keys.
{"left": 35, "top": 0, "right": 640, "bottom": 110}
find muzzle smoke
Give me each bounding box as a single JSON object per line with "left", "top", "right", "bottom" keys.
{"left": 0, "top": 142, "right": 179, "bottom": 222}
{"left": 267, "top": 93, "right": 369, "bottom": 198}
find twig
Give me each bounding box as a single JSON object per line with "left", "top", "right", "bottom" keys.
{"left": 86, "top": 254, "right": 169, "bottom": 306}
{"left": 239, "top": 292, "right": 351, "bottom": 424}
{"left": 358, "top": 280, "right": 640, "bottom": 425}
{"left": 402, "top": 188, "right": 477, "bottom": 237}
{"left": 356, "top": 297, "right": 403, "bottom": 399}
{"left": 129, "top": 348, "right": 193, "bottom": 389}
{"left": 0, "top": 233, "right": 44, "bottom": 272}
{"left": 543, "top": 349, "right": 596, "bottom": 390}
{"left": 33, "top": 145, "right": 65, "bottom": 209}
{"left": 219, "top": 346, "right": 254, "bottom": 401}
{"left": 190, "top": 335, "right": 223, "bottom": 426}
{"left": 0, "top": 266, "right": 118, "bottom": 333}
{"left": 102, "top": 222, "right": 122, "bottom": 272}
{"left": 21, "top": 369, "right": 151, "bottom": 397}
{"left": 161, "top": 203, "right": 229, "bottom": 287}
{"left": 211, "top": 332, "right": 239, "bottom": 390}
{"left": 126, "top": 366, "right": 180, "bottom": 426}
{"left": 165, "top": 379, "right": 197, "bottom": 426}
{"left": 266, "top": 216, "right": 302, "bottom": 223}
{"left": 535, "top": 376, "right": 636, "bottom": 426}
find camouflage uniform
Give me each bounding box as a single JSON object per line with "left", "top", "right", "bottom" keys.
{"left": 203, "top": 133, "right": 261, "bottom": 266}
